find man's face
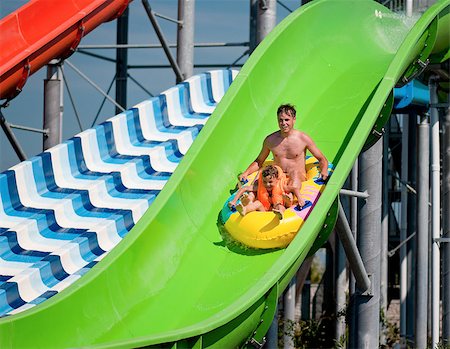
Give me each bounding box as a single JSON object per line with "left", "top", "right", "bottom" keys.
{"left": 277, "top": 112, "right": 295, "bottom": 133}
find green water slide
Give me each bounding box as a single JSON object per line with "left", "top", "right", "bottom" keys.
{"left": 1, "top": 0, "right": 448, "bottom": 347}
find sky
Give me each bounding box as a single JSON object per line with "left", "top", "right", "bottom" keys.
{"left": 0, "top": 0, "right": 300, "bottom": 171}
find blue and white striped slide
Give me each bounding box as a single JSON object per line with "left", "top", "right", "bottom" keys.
{"left": 0, "top": 69, "right": 238, "bottom": 317}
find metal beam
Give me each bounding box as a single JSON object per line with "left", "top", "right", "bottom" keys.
{"left": 256, "top": 0, "right": 277, "bottom": 45}
{"left": 177, "top": 0, "right": 195, "bottom": 81}
{"left": 115, "top": 6, "right": 128, "bottom": 114}
{"left": 43, "top": 62, "right": 62, "bottom": 150}
{"left": 429, "top": 77, "right": 440, "bottom": 349}
{"left": 442, "top": 105, "right": 450, "bottom": 346}
{"left": 142, "top": 0, "right": 184, "bottom": 82}
{"left": 0, "top": 108, "right": 27, "bottom": 161}
{"left": 353, "top": 138, "right": 383, "bottom": 348}
{"left": 415, "top": 113, "right": 429, "bottom": 349}
{"left": 335, "top": 202, "right": 371, "bottom": 293}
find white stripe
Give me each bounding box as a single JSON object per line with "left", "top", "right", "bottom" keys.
{"left": 9, "top": 267, "right": 48, "bottom": 302}
{"left": 0, "top": 199, "right": 67, "bottom": 252}
{"left": 0, "top": 257, "right": 31, "bottom": 276}
{"left": 185, "top": 75, "right": 215, "bottom": 114}
{"left": 13, "top": 162, "right": 121, "bottom": 251}
{"left": 47, "top": 145, "right": 150, "bottom": 223}
{"left": 56, "top": 244, "right": 88, "bottom": 274}
{"left": 77, "top": 129, "right": 167, "bottom": 191}
{"left": 164, "top": 87, "right": 208, "bottom": 127}
{"left": 133, "top": 100, "right": 194, "bottom": 154}
{"left": 110, "top": 115, "right": 178, "bottom": 173}
{"left": 209, "top": 70, "right": 226, "bottom": 102}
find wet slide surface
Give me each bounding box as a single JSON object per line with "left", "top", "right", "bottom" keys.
{"left": 0, "top": 0, "right": 448, "bottom": 347}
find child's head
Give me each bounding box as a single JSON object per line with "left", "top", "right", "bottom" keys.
{"left": 261, "top": 165, "right": 279, "bottom": 190}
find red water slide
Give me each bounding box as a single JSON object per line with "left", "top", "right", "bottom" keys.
{"left": 0, "top": 0, "right": 131, "bottom": 101}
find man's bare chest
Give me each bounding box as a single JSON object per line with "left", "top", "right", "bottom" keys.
{"left": 270, "top": 139, "right": 304, "bottom": 159}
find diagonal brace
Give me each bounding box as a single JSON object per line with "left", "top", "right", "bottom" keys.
{"left": 335, "top": 201, "right": 372, "bottom": 294}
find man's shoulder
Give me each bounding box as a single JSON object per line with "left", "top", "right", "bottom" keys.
{"left": 293, "top": 130, "right": 310, "bottom": 140}
{"left": 265, "top": 131, "right": 281, "bottom": 142}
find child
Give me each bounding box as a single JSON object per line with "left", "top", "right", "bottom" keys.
{"left": 228, "top": 164, "right": 293, "bottom": 219}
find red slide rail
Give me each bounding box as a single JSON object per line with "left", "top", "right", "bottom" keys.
{"left": 0, "top": 0, "right": 131, "bottom": 101}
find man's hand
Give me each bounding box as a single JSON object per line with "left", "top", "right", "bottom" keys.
{"left": 320, "top": 171, "right": 328, "bottom": 181}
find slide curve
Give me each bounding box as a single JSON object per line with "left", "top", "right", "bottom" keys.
{"left": 0, "top": 0, "right": 449, "bottom": 347}
{"left": 0, "top": 0, "right": 131, "bottom": 101}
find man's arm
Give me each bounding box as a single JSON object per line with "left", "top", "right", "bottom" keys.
{"left": 238, "top": 138, "right": 270, "bottom": 182}
{"left": 303, "top": 133, "right": 329, "bottom": 180}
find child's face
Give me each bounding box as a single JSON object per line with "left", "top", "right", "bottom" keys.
{"left": 262, "top": 175, "right": 278, "bottom": 191}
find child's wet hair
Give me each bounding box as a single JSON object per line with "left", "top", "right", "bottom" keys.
{"left": 262, "top": 165, "right": 279, "bottom": 179}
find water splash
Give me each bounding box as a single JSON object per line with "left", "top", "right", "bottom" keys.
{"left": 372, "top": 9, "right": 421, "bottom": 54}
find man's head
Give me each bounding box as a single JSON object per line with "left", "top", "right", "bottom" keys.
{"left": 261, "top": 165, "right": 279, "bottom": 191}
{"left": 277, "top": 104, "right": 296, "bottom": 134}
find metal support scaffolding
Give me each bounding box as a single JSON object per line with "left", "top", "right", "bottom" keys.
{"left": 142, "top": 0, "right": 184, "bottom": 82}
{"left": 429, "top": 77, "right": 440, "bottom": 349}
{"left": 380, "top": 132, "right": 389, "bottom": 346}
{"left": 43, "top": 61, "right": 63, "bottom": 150}
{"left": 249, "top": 0, "right": 258, "bottom": 52}
{"left": 352, "top": 138, "right": 383, "bottom": 349}
{"left": 444, "top": 106, "right": 450, "bottom": 346}
{"left": 177, "top": 0, "right": 195, "bottom": 81}
{"left": 400, "top": 114, "right": 409, "bottom": 343}
{"left": 416, "top": 113, "right": 429, "bottom": 349}
{"left": 335, "top": 202, "right": 371, "bottom": 292}
{"left": 406, "top": 115, "right": 418, "bottom": 344}
{"left": 115, "top": 6, "right": 128, "bottom": 113}
{"left": 283, "top": 278, "right": 296, "bottom": 349}
{"left": 335, "top": 229, "right": 347, "bottom": 342}
{"left": 256, "top": 0, "right": 277, "bottom": 45}
{"left": 0, "top": 108, "right": 27, "bottom": 161}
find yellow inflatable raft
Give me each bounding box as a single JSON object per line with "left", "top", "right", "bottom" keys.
{"left": 220, "top": 156, "right": 332, "bottom": 249}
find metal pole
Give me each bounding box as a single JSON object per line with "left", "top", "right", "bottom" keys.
{"left": 335, "top": 230, "right": 347, "bottom": 343}
{"left": 415, "top": 113, "right": 429, "bottom": 349}
{"left": 256, "top": 0, "right": 277, "bottom": 45}
{"left": 0, "top": 108, "right": 27, "bottom": 161}
{"left": 348, "top": 161, "right": 358, "bottom": 349}
{"left": 43, "top": 61, "right": 62, "bottom": 150}
{"left": 380, "top": 132, "right": 389, "bottom": 346}
{"left": 177, "top": 0, "right": 195, "bottom": 81}
{"left": 283, "top": 277, "right": 296, "bottom": 349}
{"left": 443, "top": 106, "right": 450, "bottom": 346}
{"left": 142, "top": 0, "right": 184, "bottom": 83}
{"left": 335, "top": 202, "right": 371, "bottom": 292}
{"left": 406, "top": 115, "right": 417, "bottom": 345}
{"left": 353, "top": 137, "right": 383, "bottom": 349}
{"left": 406, "top": 0, "right": 413, "bottom": 16}
{"left": 400, "top": 114, "right": 409, "bottom": 343}
{"left": 249, "top": 0, "right": 258, "bottom": 53}
{"left": 429, "top": 77, "right": 440, "bottom": 349}
{"left": 115, "top": 7, "right": 128, "bottom": 114}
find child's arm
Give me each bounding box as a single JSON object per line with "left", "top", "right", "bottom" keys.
{"left": 228, "top": 186, "right": 253, "bottom": 207}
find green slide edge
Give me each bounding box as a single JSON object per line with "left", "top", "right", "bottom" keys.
{"left": 0, "top": 0, "right": 448, "bottom": 348}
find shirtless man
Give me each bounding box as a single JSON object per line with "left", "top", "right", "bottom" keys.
{"left": 238, "top": 104, "right": 329, "bottom": 208}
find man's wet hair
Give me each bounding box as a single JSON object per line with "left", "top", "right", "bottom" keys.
{"left": 262, "top": 165, "right": 279, "bottom": 179}
{"left": 277, "top": 104, "right": 296, "bottom": 118}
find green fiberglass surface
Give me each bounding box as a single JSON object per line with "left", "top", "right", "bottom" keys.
{"left": 1, "top": 0, "right": 448, "bottom": 347}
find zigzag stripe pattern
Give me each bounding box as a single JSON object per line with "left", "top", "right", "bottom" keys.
{"left": 0, "top": 69, "right": 238, "bottom": 317}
